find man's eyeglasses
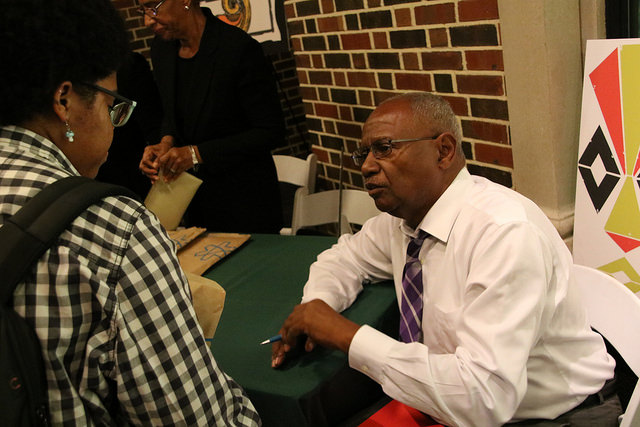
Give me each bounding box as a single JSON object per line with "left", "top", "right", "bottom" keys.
{"left": 351, "top": 135, "right": 441, "bottom": 167}
{"left": 79, "top": 83, "right": 137, "bottom": 128}
{"left": 136, "top": 0, "right": 166, "bottom": 17}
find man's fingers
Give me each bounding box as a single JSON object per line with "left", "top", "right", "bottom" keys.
{"left": 305, "top": 337, "right": 315, "bottom": 352}
{"left": 271, "top": 341, "right": 286, "bottom": 368}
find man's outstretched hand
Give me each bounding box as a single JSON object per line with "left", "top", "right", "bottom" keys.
{"left": 271, "top": 299, "right": 360, "bottom": 368}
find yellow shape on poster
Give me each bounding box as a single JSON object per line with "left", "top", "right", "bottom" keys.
{"left": 604, "top": 176, "right": 640, "bottom": 239}
{"left": 599, "top": 258, "right": 640, "bottom": 293}
{"left": 621, "top": 44, "right": 640, "bottom": 174}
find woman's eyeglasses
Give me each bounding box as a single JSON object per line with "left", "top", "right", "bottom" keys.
{"left": 79, "top": 83, "right": 137, "bottom": 128}
{"left": 351, "top": 135, "right": 441, "bottom": 167}
{"left": 136, "top": 0, "right": 166, "bottom": 18}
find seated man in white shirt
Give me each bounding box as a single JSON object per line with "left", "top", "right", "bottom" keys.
{"left": 270, "top": 92, "right": 619, "bottom": 426}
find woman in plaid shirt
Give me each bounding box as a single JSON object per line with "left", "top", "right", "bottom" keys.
{"left": 0, "top": 0, "right": 260, "bottom": 425}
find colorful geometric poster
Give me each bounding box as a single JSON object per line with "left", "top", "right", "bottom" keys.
{"left": 202, "top": 0, "right": 281, "bottom": 43}
{"left": 574, "top": 39, "right": 640, "bottom": 296}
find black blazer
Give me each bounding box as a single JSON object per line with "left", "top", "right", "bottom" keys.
{"left": 151, "top": 9, "right": 284, "bottom": 233}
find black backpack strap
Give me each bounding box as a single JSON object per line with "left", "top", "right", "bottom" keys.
{"left": 0, "top": 176, "right": 139, "bottom": 303}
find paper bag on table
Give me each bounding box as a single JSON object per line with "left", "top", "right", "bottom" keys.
{"left": 144, "top": 171, "right": 203, "bottom": 231}
{"left": 170, "top": 232, "right": 251, "bottom": 276}
{"left": 168, "top": 227, "right": 207, "bottom": 251}
{"left": 185, "top": 271, "right": 226, "bottom": 340}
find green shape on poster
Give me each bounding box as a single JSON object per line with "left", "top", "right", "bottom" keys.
{"left": 605, "top": 176, "right": 640, "bottom": 239}
{"left": 599, "top": 258, "right": 640, "bottom": 293}
{"left": 621, "top": 44, "right": 640, "bottom": 175}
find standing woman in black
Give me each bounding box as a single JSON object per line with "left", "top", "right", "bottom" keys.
{"left": 139, "top": 0, "right": 284, "bottom": 233}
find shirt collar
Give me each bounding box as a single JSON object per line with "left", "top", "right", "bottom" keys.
{"left": 400, "top": 167, "right": 473, "bottom": 242}
{"left": 0, "top": 125, "right": 80, "bottom": 175}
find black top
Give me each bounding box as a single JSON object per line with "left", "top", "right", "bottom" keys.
{"left": 151, "top": 9, "right": 285, "bottom": 233}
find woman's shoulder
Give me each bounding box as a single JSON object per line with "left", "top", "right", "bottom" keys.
{"left": 206, "top": 13, "right": 259, "bottom": 47}
{"left": 62, "top": 192, "right": 161, "bottom": 266}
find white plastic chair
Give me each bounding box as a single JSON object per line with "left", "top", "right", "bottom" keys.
{"left": 273, "top": 153, "right": 317, "bottom": 192}
{"left": 290, "top": 187, "right": 380, "bottom": 235}
{"left": 573, "top": 264, "right": 640, "bottom": 427}
{"left": 273, "top": 154, "right": 317, "bottom": 235}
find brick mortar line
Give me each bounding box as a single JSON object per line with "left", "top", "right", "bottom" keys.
{"left": 285, "top": 3, "right": 491, "bottom": 15}
{"left": 290, "top": 48, "right": 503, "bottom": 56}
{"left": 298, "top": 68, "right": 506, "bottom": 77}
{"left": 306, "top": 116, "right": 510, "bottom": 128}
{"left": 299, "top": 88, "right": 508, "bottom": 101}
{"left": 286, "top": 16, "right": 500, "bottom": 25}
{"left": 288, "top": 23, "right": 501, "bottom": 33}
{"left": 291, "top": 50, "right": 504, "bottom": 55}
{"left": 289, "top": 47, "right": 504, "bottom": 52}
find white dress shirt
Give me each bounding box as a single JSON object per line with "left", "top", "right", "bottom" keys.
{"left": 301, "top": 168, "right": 614, "bottom": 427}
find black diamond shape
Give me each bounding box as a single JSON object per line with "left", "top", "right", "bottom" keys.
{"left": 578, "top": 126, "right": 621, "bottom": 212}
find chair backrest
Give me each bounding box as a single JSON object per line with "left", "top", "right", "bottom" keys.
{"left": 291, "top": 187, "right": 380, "bottom": 235}
{"left": 273, "top": 153, "right": 317, "bottom": 193}
{"left": 341, "top": 189, "right": 382, "bottom": 229}
{"left": 573, "top": 264, "right": 640, "bottom": 427}
{"left": 273, "top": 154, "right": 318, "bottom": 235}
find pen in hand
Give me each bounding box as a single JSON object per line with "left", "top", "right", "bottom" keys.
{"left": 260, "top": 334, "right": 282, "bottom": 345}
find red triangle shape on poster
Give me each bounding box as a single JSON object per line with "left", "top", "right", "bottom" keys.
{"left": 590, "top": 48, "right": 625, "bottom": 175}
{"left": 607, "top": 231, "right": 640, "bottom": 252}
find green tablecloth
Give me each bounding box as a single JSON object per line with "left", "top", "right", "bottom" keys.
{"left": 205, "top": 234, "right": 399, "bottom": 427}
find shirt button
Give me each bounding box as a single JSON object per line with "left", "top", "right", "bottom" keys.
{"left": 361, "top": 365, "right": 369, "bottom": 372}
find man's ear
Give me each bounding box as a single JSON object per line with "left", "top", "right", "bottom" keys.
{"left": 437, "top": 132, "right": 458, "bottom": 168}
{"left": 52, "top": 81, "right": 73, "bottom": 122}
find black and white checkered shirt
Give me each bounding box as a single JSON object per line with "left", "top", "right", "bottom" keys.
{"left": 0, "top": 126, "right": 261, "bottom": 426}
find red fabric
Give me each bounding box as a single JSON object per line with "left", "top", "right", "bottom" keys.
{"left": 359, "top": 400, "right": 444, "bottom": 427}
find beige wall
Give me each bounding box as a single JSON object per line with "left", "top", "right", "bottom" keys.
{"left": 497, "top": 0, "right": 605, "bottom": 245}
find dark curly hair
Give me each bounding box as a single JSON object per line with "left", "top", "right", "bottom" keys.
{"left": 0, "top": 0, "right": 129, "bottom": 125}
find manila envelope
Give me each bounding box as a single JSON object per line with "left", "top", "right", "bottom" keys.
{"left": 144, "top": 171, "right": 203, "bottom": 231}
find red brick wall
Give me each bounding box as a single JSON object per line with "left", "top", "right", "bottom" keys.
{"left": 113, "top": 0, "right": 513, "bottom": 189}
{"left": 285, "top": 0, "right": 513, "bottom": 190}
{"left": 113, "top": 0, "right": 154, "bottom": 55}
{"left": 271, "top": 51, "right": 312, "bottom": 156}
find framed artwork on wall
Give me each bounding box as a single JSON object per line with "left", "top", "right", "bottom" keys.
{"left": 201, "top": 0, "right": 286, "bottom": 52}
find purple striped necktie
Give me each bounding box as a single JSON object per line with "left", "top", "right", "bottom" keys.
{"left": 399, "top": 230, "right": 429, "bottom": 343}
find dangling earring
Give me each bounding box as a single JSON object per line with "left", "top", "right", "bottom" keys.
{"left": 184, "top": 5, "right": 189, "bottom": 10}
{"left": 65, "top": 121, "right": 75, "bottom": 142}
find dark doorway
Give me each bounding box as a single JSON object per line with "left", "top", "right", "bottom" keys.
{"left": 606, "top": 0, "right": 640, "bottom": 38}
